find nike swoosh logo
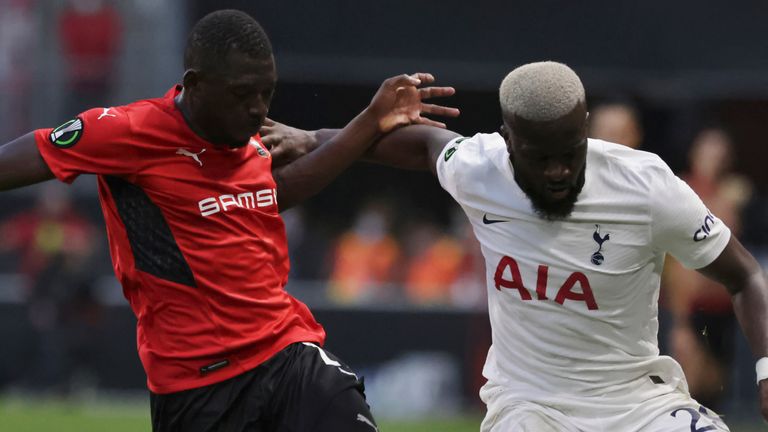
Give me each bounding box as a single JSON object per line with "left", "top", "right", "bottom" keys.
{"left": 483, "top": 214, "right": 509, "bottom": 225}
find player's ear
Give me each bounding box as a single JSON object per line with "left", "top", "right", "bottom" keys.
{"left": 500, "top": 123, "right": 517, "bottom": 155}
{"left": 584, "top": 111, "right": 591, "bottom": 135}
{"left": 182, "top": 69, "right": 200, "bottom": 90}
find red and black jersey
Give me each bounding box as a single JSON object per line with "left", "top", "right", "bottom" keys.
{"left": 34, "top": 86, "right": 326, "bottom": 394}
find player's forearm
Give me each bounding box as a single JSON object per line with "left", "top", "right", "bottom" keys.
{"left": 313, "top": 129, "right": 341, "bottom": 150}
{"left": 273, "top": 125, "right": 447, "bottom": 173}
{"left": 300, "top": 126, "right": 436, "bottom": 171}
{"left": 273, "top": 109, "right": 382, "bottom": 210}
{"left": 733, "top": 273, "right": 768, "bottom": 419}
{"left": 0, "top": 132, "right": 55, "bottom": 191}
{"left": 699, "top": 237, "right": 768, "bottom": 357}
{"left": 288, "top": 128, "right": 340, "bottom": 158}
{"left": 732, "top": 270, "right": 768, "bottom": 358}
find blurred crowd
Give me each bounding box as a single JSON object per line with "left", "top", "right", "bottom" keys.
{"left": 285, "top": 202, "right": 486, "bottom": 308}
{"left": 0, "top": 0, "right": 121, "bottom": 138}
{"left": 0, "top": 0, "right": 121, "bottom": 394}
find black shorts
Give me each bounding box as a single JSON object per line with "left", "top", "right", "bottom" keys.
{"left": 150, "top": 342, "right": 377, "bottom": 432}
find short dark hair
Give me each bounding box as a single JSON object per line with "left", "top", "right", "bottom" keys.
{"left": 183, "top": 10, "right": 273, "bottom": 73}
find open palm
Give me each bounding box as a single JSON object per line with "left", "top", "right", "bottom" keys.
{"left": 369, "top": 73, "right": 460, "bottom": 133}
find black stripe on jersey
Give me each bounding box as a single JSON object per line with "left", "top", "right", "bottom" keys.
{"left": 105, "top": 176, "right": 196, "bottom": 287}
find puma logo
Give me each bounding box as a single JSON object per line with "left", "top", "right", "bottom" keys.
{"left": 98, "top": 107, "right": 116, "bottom": 120}
{"left": 176, "top": 148, "right": 206, "bottom": 167}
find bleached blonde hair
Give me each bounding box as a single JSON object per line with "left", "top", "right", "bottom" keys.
{"left": 499, "top": 61, "right": 585, "bottom": 122}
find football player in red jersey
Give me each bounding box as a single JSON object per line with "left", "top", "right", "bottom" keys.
{"left": 0, "top": 9, "right": 458, "bottom": 432}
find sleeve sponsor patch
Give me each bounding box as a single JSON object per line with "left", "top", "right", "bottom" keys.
{"left": 49, "top": 117, "right": 84, "bottom": 148}
{"left": 444, "top": 137, "right": 468, "bottom": 161}
{"left": 692, "top": 211, "right": 716, "bottom": 242}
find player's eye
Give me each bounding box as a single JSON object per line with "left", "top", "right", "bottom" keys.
{"left": 230, "top": 86, "right": 252, "bottom": 98}
{"left": 261, "top": 87, "right": 275, "bottom": 101}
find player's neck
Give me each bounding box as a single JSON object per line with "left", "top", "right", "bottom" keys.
{"left": 174, "top": 88, "right": 216, "bottom": 144}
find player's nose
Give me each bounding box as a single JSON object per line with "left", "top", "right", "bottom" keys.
{"left": 246, "top": 95, "right": 268, "bottom": 121}
{"left": 543, "top": 160, "right": 571, "bottom": 182}
{"left": 248, "top": 103, "right": 266, "bottom": 120}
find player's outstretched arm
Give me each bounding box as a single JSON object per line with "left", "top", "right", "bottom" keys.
{"left": 272, "top": 73, "right": 458, "bottom": 211}
{"left": 260, "top": 119, "right": 340, "bottom": 169}
{"left": 0, "top": 132, "right": 55, "bottom": 191}
{"left": 366, "top": 124, "right": 461, "bottom": 174}
{"left": 698, "top": 236, "right": 768, "bottom": 420}
{"left": 262, "top": 122, "right": 460, "bottom": 174}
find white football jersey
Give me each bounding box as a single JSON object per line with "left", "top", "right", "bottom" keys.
{"left": 436, "top": 133, "right": 731, "bottom": 404}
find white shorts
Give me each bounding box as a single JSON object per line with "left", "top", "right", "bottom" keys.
{"left": 480, "top": 382, "right": 730, "bottom": 432}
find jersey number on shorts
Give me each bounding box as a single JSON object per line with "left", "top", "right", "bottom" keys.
{"left": 670, "top": 406, "right": 728, "bottom": 432}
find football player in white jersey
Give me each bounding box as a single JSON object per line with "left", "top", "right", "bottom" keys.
{"left": 262, "top": 62, "right": 768, "bottom": 431}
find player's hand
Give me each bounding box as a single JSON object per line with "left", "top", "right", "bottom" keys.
{"left": 260, "top": 118, "right": 316, "bottom": 168}
{"left": 760, "top": 379, "right": 768, "bottom": 421}
{"left": 366, "top": 73, "right": 459, "bottom": 133}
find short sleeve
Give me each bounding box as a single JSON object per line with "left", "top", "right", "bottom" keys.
{"left": 35, "top": 106, "right": 136, "bottom": 183}
{"left": 435, "top": 135, "right": 471, "bottom": 198}
{"left": 650, "top": 160, "right": 731, "bottom": 269}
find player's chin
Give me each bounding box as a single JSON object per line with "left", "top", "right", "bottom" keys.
{"left": 246, "top": 120, "right": 263, "bottom": 135}
{"left": 228, "top": 130, "right": 259, "bottom": 147}
{"left": 544, "top": 189, "right": 578, "bottom": 209}
{"left": 226, "top": 140, "right": 249, "bottom": 149}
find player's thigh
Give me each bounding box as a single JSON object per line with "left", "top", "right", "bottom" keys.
{"left": 150, "top": 377, "right": 261, "bottom": 432}
{"left": 641, "top": 403, "right": 729, "bottom": 432}
{"left": 481, "top": 402, "right": 578, "bottom": 432}
{"left": 313, "top": 386, "right": 378, "bottom": 432}
{"left": 274, "top": 342, "right": 372, "bottom": 432}
{"left": 149, "top": 356, "right": 287, "bottom": 432}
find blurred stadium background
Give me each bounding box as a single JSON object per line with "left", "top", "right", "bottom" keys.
{"left": 2, "top": 1, "right": 768, "bottom": 430}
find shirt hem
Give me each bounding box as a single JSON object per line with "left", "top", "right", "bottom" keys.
{"left": 146, "top": 331, "right": 325, "bottom": 394}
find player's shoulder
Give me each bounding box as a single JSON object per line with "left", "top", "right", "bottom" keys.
{"left": 437, "top": 132, "right": 509, "bottom": 197}
{"left": 80, "top": 90, "right": 178, "bottom": 131}
{"left": 588, "top": 139, "right": 672, "bottom": 189}
{"left": 461, "top": 131, "right": 506, "bottom": 152}
{"left": 51, "top": 94, "right": 182, "bottom": 156}
{"left": 441, "top": 132, "right": 506, "bottom": 166}
{"left": 589, "top": 139, "right": 666, "bottom": 167}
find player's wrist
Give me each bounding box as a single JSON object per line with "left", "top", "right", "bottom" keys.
{"left": 299, "top": 129, "right": 318, "bottom": 155}
{"left": 756, "top": 357, "right": 768, "bottom": 385}
{"left": 356, "top": 107, "right": 387, "bottom": 136}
